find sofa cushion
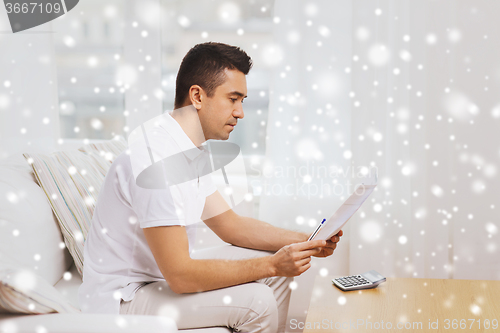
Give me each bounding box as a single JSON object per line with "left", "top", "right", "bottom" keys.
{"left": 0, "top": 313, "right": 178, "bottom": 333}
{"left": 22, "top": 137, "right": 128, "bottom": 276}
{"left": 180, "top": 328, "right": 232, "bottom": 332}
{"left": 0, "top": 155, "right": 72, "bottom": 286}
{"left": 0, "top": 264, "right": 79, "bottom": 314}
{"left": 53, "top": 264, "right": 82, "bottom": 309}
{"left": 78, "top": 138, "right": 128, "bottom": 163}
{"left": 22, "top": 150, "right": 112, "bottom": 276}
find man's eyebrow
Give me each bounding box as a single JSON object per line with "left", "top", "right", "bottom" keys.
{"left": 227, "top": 91, "right": 247, "bottom": 98}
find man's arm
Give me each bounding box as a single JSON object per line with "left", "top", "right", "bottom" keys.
{"left": 143, "top": 225, "right": 325, "bottom": 294}
{"left": 205, "top": 210, "right": 309, "bottom": 252}
{"left": 202, "top": 191, "right": 343, "bottom": 256}
{"left": 202, "top": 191, "right": 317, "bottom": 251}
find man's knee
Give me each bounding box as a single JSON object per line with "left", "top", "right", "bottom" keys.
{"left": 238, "top": 283, "right": 278, "bottom": 333}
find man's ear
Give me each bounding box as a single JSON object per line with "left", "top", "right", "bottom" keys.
{"left": 189, "top": 85, "right": 203, "bottom": 110}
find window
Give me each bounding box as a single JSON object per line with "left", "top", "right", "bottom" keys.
{"left": 53, "top": 0, "right": 274, "bottom": 159}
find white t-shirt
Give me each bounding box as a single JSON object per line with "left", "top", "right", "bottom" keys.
{"left": 78, "top": 113, "right": 217, "bottom": 314}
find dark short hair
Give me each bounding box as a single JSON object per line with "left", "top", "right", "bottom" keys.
{"left": 174, "top": 42, "right": 253, "bottom": 109}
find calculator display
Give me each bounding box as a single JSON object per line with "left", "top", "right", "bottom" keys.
{"left": 364, "top": 272, "right": 376, "bottom": 281}
{"left": 363, "top": 270, "right": 385, "bottom": 282}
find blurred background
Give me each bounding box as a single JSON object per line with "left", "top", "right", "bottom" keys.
{"left": 1, "top": 0, "right": 499, "bottom": 331}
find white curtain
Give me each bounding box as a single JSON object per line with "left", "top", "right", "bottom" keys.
{"left": 0, "top": 17, "right": 60, "bottom": 158}
{"left": 123, "top": 0, "right": 163, "bottom": 132}
{"left": 260, "top": 0, "right": 500, "bottom": 326}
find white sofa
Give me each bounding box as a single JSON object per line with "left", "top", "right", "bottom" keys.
{"left": 0, "top": 141, "right": 231, "bottom": 333}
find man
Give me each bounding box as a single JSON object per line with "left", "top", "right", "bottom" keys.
{"left": 79, "top": 42, "right": 343, "bottom": 333}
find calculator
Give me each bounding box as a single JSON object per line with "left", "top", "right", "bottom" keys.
{"left": 332, "top": 270, "right": 386, "bottom": 291}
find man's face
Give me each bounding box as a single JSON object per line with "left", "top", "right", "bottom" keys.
{"left": 198, "top": 68, "right": 247, "bottom": 140}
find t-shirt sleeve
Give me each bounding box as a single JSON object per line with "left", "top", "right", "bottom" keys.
{"left": 199, "top": 173, "right": 217, "bottom": 198}
{"left": 127, "top": 172, "right": 186, "bottom": 229}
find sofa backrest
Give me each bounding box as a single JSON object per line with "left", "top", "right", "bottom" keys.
{"left": 0, "top": 154, "right": 73, "bottom": 286}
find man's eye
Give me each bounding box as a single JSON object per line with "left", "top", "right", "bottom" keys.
{"left": 230, "top": 98, "right": 237, "bottom": 102}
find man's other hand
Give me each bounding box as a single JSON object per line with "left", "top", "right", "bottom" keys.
{"left": 312, "top": 229, "right": 343, "bottom": 258}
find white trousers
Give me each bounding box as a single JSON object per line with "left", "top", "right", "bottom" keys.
{"left": 120, "top": 245, "right": 293, "bottom": 333}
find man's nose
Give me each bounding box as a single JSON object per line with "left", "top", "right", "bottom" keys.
{"left": 234, "top": 104, "right": 244, "bottom": 119}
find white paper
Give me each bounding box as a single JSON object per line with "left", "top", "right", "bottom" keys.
{"left": 312, "top": 184, "right": 377, "bottom": 241}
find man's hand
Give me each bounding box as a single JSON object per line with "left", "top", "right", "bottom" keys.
{"left": 312, "top": 229, "right": 343, "bottom": 258}
{"left": 270, "top": 240, "right": 326, "bottom": 277}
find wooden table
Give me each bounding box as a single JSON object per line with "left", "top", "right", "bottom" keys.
{"left": 302, "top": 276, "right": 500, "bottom": 332}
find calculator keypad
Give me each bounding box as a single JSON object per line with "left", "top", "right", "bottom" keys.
{"left": 334, "top": 275, "right": 370, "bottom": 288}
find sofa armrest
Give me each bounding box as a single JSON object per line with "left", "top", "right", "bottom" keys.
{"left": 0, "top": 313, "right": 177, "bottom": 333}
